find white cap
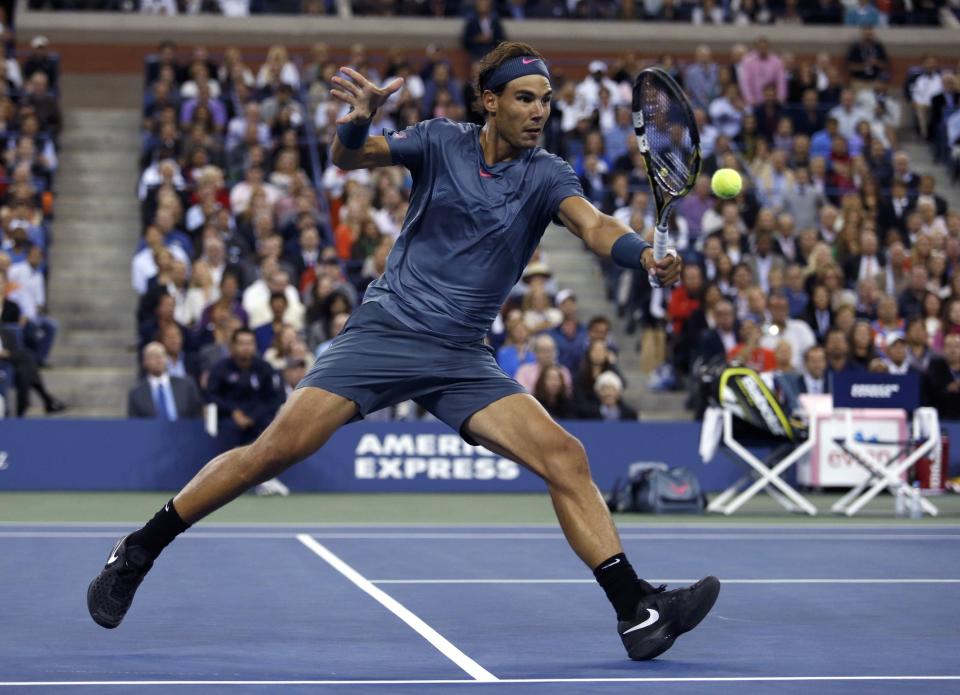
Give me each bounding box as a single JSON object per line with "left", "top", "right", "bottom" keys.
{"left": 588, "top": 60, "right": 607, "bottom": 74}
{"left": 31, "top": 35, "right": 48, "bottom": 49}
{"left": 556, "top": 288, "right": 576, "bottom": 305}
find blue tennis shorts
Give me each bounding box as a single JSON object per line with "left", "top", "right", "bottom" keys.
{"left": 298, "top": 301, "right": 525, "bottom": 439}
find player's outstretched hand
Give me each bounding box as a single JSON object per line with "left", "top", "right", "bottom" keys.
{"left": 331, "top": 67, "right": 404, "bottom": 124}
{"left": 644, "top": 250, "right": 682, "bottom": 288}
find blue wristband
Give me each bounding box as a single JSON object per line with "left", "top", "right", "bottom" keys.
{"left": 336, "top": 117, "right": 371, "bottom": 150}
{"left": 611, "top": 232, "right": 652, "bottom": 270}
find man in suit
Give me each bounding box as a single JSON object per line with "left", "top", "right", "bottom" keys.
{"left": 697, "top": 299, "right": 738, "bottom": 364}
{"left": 877, "top": 179, "right": 913, "bottom": 243}
{"left": 778, "top": 344, "right": 829, "bottom": 414}
{"left": 128, "top": 342, "right": 203, "bottom": 419}
{"left": 843, "top": 230, "right": 886, "bottom": 289}
{"left": 924, "top": 333, "right": 960, "bottom": 419}
{"left": 927, "top": 72, "right": 959, "bottom": 146}
{"left": 745, "top": 232, "right": 785, "bottom": 295}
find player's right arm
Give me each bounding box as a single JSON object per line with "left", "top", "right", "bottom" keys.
{"left": 330, "top": 67, "right": 404, "bottom": 171}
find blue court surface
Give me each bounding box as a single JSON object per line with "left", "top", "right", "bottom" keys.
{"left": 2, "top": 522, "right": 959, "bottom": 694}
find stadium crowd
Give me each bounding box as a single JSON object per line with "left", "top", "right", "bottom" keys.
{"left": 129, "top": 21, "right": 960, "bottom": 430}
{"left": 30, "top": 0, "right": 952, "bottom": 26}
{"left": 0, "top": 33, "right": 66, "bottom": 418}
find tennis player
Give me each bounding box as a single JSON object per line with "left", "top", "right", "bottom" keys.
{"left": 88, "top": 42, "right": 719, "bottom": 661}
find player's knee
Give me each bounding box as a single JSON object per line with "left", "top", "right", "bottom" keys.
{"left": 542, "top": 434, "right": 590, "bottom": 490}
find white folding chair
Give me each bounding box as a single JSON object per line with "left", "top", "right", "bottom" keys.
{"left": 831, "top": 407, "right": 940, "bottom": 517}
{"left": 708, "top": 409, "right": 817, "bottom": 516}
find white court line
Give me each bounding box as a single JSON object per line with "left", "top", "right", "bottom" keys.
{"left": 2, "top": 531, "right": 959, "bottom": 541}
{"left": 2, "top": 520, "right": 960, "bottom": 530}
{"left": 2, "top": 675, "right": 959, "bottom": 687}
{"left": 296, "top": 533, "right": 497, "bottom": 683}
{"left": 370, "top": 578, "right": 960, "bottom": 585}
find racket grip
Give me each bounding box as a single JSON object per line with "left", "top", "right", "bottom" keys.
{"left": 653, "top": 226, "right": 669, "bottom": 261}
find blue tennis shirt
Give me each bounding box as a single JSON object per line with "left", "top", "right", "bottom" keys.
{"left": 363, "top": 118, "right": 583, "bottom": 343}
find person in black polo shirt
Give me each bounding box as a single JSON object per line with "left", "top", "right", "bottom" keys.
{"left": 206, "top": 327, "right": 279, "bottom": 448}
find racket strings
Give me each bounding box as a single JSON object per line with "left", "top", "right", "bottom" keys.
{"left": 639, "top": 77, "right": 696, "bottom": 195}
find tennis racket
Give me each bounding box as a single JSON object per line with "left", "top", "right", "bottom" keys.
{"left": 631, "top": 67, "right": 701, "bottom": 265}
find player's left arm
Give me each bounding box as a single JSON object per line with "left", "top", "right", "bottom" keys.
{"left": 557, "top": 195, "right": 682, "bottom": 287}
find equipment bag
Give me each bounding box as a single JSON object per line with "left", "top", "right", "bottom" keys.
{"left": 606, "top": 462, "right": 706, "bottom": 514}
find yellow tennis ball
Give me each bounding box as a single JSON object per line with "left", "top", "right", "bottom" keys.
{"left": 711, "top": 168, "right": 742, "bottom": 198}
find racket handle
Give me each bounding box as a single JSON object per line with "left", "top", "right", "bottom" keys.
{"left": 653, "top": 225, "right": 669, "bottom": 262}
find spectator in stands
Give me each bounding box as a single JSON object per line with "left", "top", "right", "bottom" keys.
{"left": 785, "top": 344, "right": 829, "bottom": 411}
{"left": 573, "top": 338, "right": 623, "bottom": 416}
{"left": 843, "top": 229, "right": 885, "bottom": 288}
{"left": 883, "top": 332, "right": 920, "bottom": 376}
{"left": 824, "top": 327, "right": 861, "bottom": 381}
{"left": 197, "top": 309, "right": 241, "bottom": 389}
{"left": 0, "top": 322, "right": 64, "bottom": 418}
{"left": 462, "top": 0, "right": 506, "bottom": 62}
{"left": 910, "top": 56, "right": 942, "bottom": 140}
{"left": 668, "top": 263, "right": 704, "bottom": 374}
{"left": 24, "top": 72, "right": 61, "bottom": 138}
{"left": 315, "top": 312, "right": 349, "bottom": 355}
{"left": 738, "top": 37, "right": 786, "bottom": 108}
{"left": 255, "top": 291, "right": 289, "bottom": 354}
{"left": 898, "top": 266, "right": 929, "bottom": 321}
{"left": 829, "top": 89, "right": 869, "bottom": 141}
{"left": 263, "top": 324, "right": 299, "bottom": 371}
{"left": 182, "top": 260, "right": 219, "bottom": 328}
{"left": 933, "top": 297, "right": 960, "bottom": 351}
{"left": 696, "top": 298, "right": 738, "bottom": 365}
{"left": 683, "top": 45, "right": 720, "bottom": 111}
{"left": 846, "top": 25, "right": 889, "bottom": 84}
{"left": 206, "top": 327, "right": 279, "bottom": 448}
{"left": 928, "top": 73, "right": 959, "bottom": 145}
{"left": 128, "top": 342, "right": 203, "bottom": 420}
{"left": 256, "top": 45, "right": 299, "bottom": 90}
{"left": 496, "top": 310, "right": 535, "bottom": 378}
{"left": 905, "top": 318, "right": 932, "bottom": 372}
{"left": 580, "top": 370, "right": 637, "bottom": 422}
{"left": 242, "top": 268, "right": 305, "bottom": 330}
{"left": 515, "top": 334, "right": 572, "bottom": 396}
{"left": 22, "top": 35, "right": 57, "bottom": 88}
{"left": 925, "top": 334, "right": 960, "bottom": 419}
{"left": 549, "top": 289, "right": 587, "bottom": 375}
{"left": 844, "top": 0, "right": 883, "bottom": 26}
{"left": 158, "top": 321, "right": 198, "bottom": 384}
{"left": 759, "top": 293, "right": 816, "bottom": 370}
{"left": 533, "top": 364, "right": 574, "bottom": 420}
{"left": 849, "top": 319, "right": 877, "bottom": 369}
{"left": 730, "top": 313, "right": 777, "bottom": 370}
{"left": 576, "top": 61, "right": 620, "bottom": 115}
{"left": 8, "top": 245, "right": 56, "bottom": 365}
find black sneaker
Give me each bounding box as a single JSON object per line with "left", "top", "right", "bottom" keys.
{"left": 86, "top": 535, "right": 154, "bottom": 629}
{"left": 618, "top": 576, "right": 720, "bottom": 660}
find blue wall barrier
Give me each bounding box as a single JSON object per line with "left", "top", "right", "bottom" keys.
{"left": 1, "top": 420, "right": 958, "bottom": 493}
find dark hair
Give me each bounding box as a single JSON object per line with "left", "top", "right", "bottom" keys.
{"left": 533, "top": 364, "right": 570, "bottom": 415}
{"left": 231, "top": 327, "right": 256, "bottom": 344}
{"left": 473, "top": 41, "right": 545, "bottom": 118}
{"left": 586, "top": 315, "right": 610, "bottom": 330}
{"left": 270, "top": 291, "right": 288, "bottom": 305}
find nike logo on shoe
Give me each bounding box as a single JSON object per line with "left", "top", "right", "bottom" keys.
{"left": 622, "top": 609, "right": 659, "bottom": 634}
{"left": 106, "top": 536, "right": 126, "bottom": 566}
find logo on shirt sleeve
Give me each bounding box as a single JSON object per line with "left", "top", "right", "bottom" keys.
{"left": 391, "top": 130, "right": 407, "bottom": 139}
